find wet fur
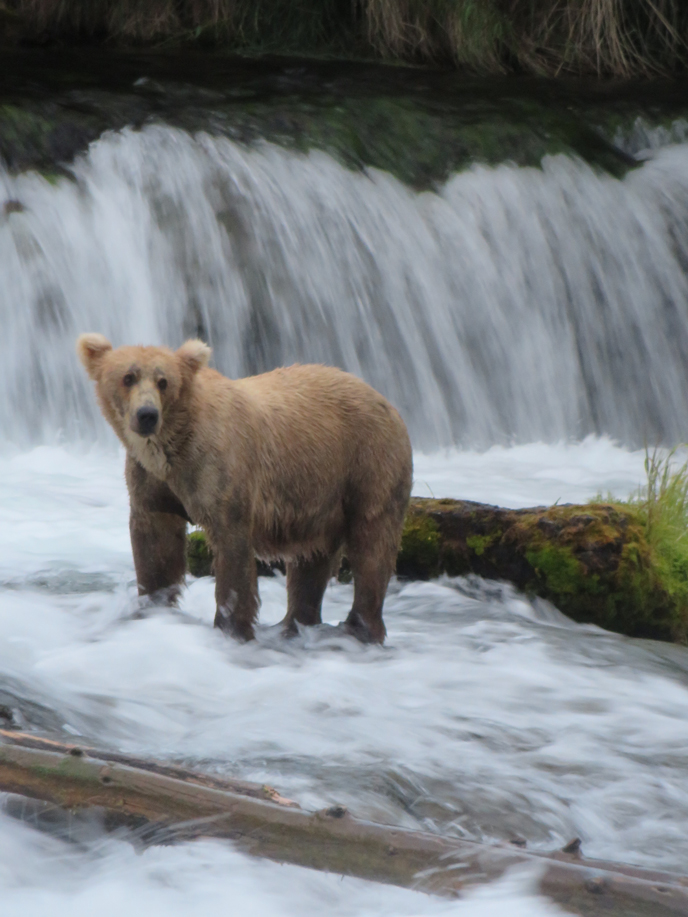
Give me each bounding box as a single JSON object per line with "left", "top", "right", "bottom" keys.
{"left": 77, "top": 334, "right": 413, "bottom": 643}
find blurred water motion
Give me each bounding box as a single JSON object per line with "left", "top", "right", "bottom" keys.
{"left": 2, "top": 76, "right": 688, "bottom": 917}
{"left": 2, "top": 125, "right": 688, "bottom": 448}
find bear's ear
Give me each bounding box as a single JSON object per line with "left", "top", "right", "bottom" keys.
{"left": 177, "top": 339, "right": 211, "bottom": 374}
{"left": 76, "top": 334, "right": 113, "bottom": 380}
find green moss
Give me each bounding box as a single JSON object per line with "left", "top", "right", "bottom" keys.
{"left": 397, "top": 513, "right": 441, "bottom": 578}
{"left": 187, "top": 530, "right": 213, "bottom": 578}
{"left": 501, "top": 502, "right": 674, "bottom": 638}
{"left": 466, "top": 532, "right": 499, "bottom": 557}
{"left": 526, "top": 544, "right": 591, "bottom": 595}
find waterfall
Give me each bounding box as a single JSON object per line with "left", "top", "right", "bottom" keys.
{"left": 2, "top": 123, "right": 688, "bottom": 449}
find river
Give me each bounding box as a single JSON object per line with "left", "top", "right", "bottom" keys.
{"left": 1, "top": 55, "right": 688, "bottom": 915}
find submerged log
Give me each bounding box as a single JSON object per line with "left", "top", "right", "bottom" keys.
{"left": 188, "top": 499, "right": 681, "bottom": 643}
{"left": 1, "top": 731, "right": 687, "bottom": 916}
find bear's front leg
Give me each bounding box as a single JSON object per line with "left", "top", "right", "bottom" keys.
{"left": 126, "top": 455, "right": 188, "bottom": 602}
{"left": 212, "top": 523, "right": 259, "bottom": 642}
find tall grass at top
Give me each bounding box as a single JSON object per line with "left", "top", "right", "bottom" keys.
{"left": 8, "top": 0, "right": 688, "bottom": 76}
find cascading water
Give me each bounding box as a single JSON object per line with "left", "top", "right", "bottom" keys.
{"left": 2, "top": 123, "right": 688, "bottom": 449}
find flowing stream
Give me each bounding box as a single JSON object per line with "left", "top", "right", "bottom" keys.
{"left": 1, "top": 72, "right": 688, "bottom": 915}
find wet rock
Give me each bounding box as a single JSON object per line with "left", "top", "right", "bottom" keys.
{"left": 562, "top": 837, "right": 583, "bottom": 856}
{"left": 1, "top": 50, "right": 683, "bottom": 186}
{"left": 3, "top": 199, "right": 24, "bottom": 215}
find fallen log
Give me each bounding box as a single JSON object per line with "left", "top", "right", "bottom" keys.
{"left": 397, "top": 498, "right": 680, "bottom": 642}
{"left": 188, "top": 498, "right": 682, "bottom": 642}
{"left": 1, "top": 731, "right": 687, "bottom": 916}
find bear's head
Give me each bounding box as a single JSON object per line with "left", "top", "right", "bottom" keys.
{"left": 76, "top": 334, "right": 211, "bottom": 451}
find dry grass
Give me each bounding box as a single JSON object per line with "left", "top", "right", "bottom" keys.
{"left": 5, "top": 0, "right": 688, "bottom": 76}
{"left": 362, "top": 0, "right": 511, "bottom": 70}
{"left": 507, "top": 0, "right": 688, "bottom": 76}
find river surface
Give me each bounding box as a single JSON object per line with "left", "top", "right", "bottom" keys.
{"left": 2, "top": 55, "right": 688, "bottom": 915}
{"left": 2, "top": 440, "right": 688, "bottom": 916}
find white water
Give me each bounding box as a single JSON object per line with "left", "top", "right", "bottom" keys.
{"left": 1, "top": 440, "right": 687, "bottom": 917}
{"left": 0, "top": 816, "right": 564, "bottom": 917}
{"left": 3, "top": 125, "right": 688, "bottom": 448}
{"left": 2, "top": 120, "right": 688, "bottom": 912}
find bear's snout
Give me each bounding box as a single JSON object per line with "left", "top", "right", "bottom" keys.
{"left": 134, "top": 405, "right": 160, "bottom": 437}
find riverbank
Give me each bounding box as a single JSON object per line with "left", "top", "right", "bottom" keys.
{"left": 1, "top": 0, "right": 687, "bottom": 78}
{"left": 3, "top": 48, "right": 688, "bottom": 188}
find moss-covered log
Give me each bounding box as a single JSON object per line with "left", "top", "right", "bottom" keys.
{"left": 397, "top": 499, "right": 682, "bottom": 642}
{"left": 188, "top": 498, "right": 685, "bottom": 642}
{"left": 1, "top": 731, "right": 688, "bottom": 916}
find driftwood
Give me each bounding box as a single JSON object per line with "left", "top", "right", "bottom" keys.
{"left": 1, "top": 731, "right": 687, "bottom": 916}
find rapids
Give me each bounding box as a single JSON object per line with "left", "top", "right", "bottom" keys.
{"left": 1, "top": 81, "right": 688, "bottom": 914}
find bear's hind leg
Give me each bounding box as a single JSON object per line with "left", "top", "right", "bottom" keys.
{"left": 345, "top": 515, "right": 400, "bottom": 644}
{"left": 282, "top": 553, "right": 334, "bottom": 637}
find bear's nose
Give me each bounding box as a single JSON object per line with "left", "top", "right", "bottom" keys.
{"left": 136, "top": 406, "right": 159, "bottom": 436}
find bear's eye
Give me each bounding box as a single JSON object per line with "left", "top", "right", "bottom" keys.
{"left": 158, "top": 378, "right": 167, "bottom": 392}
{"left": 122, "top": 373, "right": 136, "bottom": 388}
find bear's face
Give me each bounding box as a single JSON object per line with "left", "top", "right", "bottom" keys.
{"left": 77, "top": 335, "right": 211, "bottom": 455}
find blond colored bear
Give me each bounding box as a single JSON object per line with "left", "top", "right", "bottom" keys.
{"left": 77, "top": 335, "right": 412, "bottom": 643}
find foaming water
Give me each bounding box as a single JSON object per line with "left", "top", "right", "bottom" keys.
{"left": 2, "top": 442, "right": 688, "bottom": 882}
{"left": 614, "top": 117, "right": 688, "bottom": 158}
{"left": 0, "top": 811, "right": 566, "bottom": 917}
{"left": 2, "top": 126, "right": 688, "bottom": 448}
{"left": 412, "top": 435, "right": 648, "bottom": 506}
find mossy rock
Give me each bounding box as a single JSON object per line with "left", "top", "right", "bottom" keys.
{"left": 5, "top": 51, "right": 687, "bottom": 185}
{"left": 397, "top": 499, "right": 679, "bottom": 642}
{"left": 397, "top": 514, "right": 441, "bottom": 578}
{"left": 187, "top": 529, "right": 213, "bottom": 578}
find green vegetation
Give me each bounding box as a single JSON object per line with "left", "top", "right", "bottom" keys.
{"left": 466, "top": 532, "right": 500, "bottom": 556}
{"left": 600, "top": 448, "right": 688, "bottom": 642}
{"left": 396, "top": 513, "right": 442, "bottom": 578}
{"left": 187, "top": 529, "right": 213, "bottom": 578}
{"left": 2, "top": 1, "right": 687, "bottom": 77}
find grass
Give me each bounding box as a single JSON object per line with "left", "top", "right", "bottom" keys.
{"left": 4, "top": 0, "right": 688, "bottom": 76}
{"left": 591, "top": 447, "right": 688, "bottom": 640}
{"left": 625, "top": 448, "right": 688, "bottom": 635}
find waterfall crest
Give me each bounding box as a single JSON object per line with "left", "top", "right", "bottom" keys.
{"left": 2, "top": 124, "right": 688, "bottom": 448}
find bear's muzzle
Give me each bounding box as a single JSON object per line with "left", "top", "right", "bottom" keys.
{"left": 134, "top": 406, "right": 160, "bottom": 437}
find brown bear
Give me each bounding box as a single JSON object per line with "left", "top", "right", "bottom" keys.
{"left": 77, "top": 335, "right": 413, "bottom": 643}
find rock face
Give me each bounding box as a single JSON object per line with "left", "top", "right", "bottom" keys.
{"left": 0, "top": 51, "right": 672, "bottom": 185}
{"left": 188, "top": 498, "right": 684, "bottom": 643}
